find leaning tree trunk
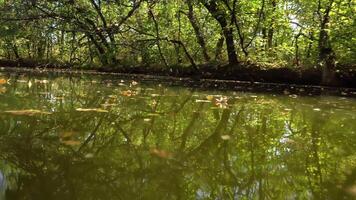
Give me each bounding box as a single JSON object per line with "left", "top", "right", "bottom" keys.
{"left": 187, "top": 0, "right": 210, "bottom": 62}
{"left": 201, "top": 1, "right": 238, "bottom": 65}
{"left": 318, "top": 0, "right": 336, "bottom": 85}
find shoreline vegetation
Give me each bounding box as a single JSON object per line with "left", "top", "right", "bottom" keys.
{"left": 1, "top": 58, "right": 355, "bottom": 87}
{"left": 1, "top": 59, "right": 356, "bottom": 98}
{"left": 0, "top": 0, "right": 355, "bottom": 90}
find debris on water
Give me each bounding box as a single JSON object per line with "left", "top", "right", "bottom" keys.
{"left": 195, "top": 99, "right": 211, "bottom": 103}
{"left": 60, "top": 140, "right": 81, "bottom": 146}
{"left": 131, "top": 81, "right": 138, "bottom": 86}
{"left": 3, "top": 109, "right": 52, "bottom": 116}
{"left": 76, "top": 108, "right": 109, "bottom": 113}
{"left": 215, "top": 96, "right": 228, "bottom": 108}
{"left": 59, "top": 131, "right": 79, "bottom": 139}
{"left": 85, "top": 153, "right": 94, "bottom": 158}
{"left": 206, "top": 95, "right": 214, "bottom": 101}
{"left": 150, "top": 148, "right": 173, "bottom": 159}
{"left": 34, "top": 79, "right": 49, "bottom": 84}
{"left": 0, "top": 78, "right": 8, "bottom": 85}
{"left": 121, "top": 90, "right": 136, "bottom": 97}
{"left": 221, "top": 135, "right": 231, "bottom": 140}
{"left": 313, "top": 108, "right": 321, "bottom": 111}
{"left": 0, "top": 87, "right": 6, "bottom": 94}
{"left": 151, "top": 94, "right": 160, "bottom": 97}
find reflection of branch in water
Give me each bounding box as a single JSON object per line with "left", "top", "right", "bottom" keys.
{"left": 179, "top": 103, "right": 205, "bottom": 152}
{"left": 143, "top": 95, "right": 161, "bottom": 144}
{"left": 185, "top": 107, "right": 232, "bottom": 158}
{"left": 78, "top": 114, "right": 107, "bottom": 152}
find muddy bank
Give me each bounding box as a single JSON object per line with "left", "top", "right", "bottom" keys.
{"left": 0, "top": 58, "right": 355, "bottom": 90}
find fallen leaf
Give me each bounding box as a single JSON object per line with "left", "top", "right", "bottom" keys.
{"left": 121, "top": 90, "right": 136, "bottom": 97}
{"left": 35, "top": 79, "right": 49, "bottom": 84}
{"left": 76, "top": 108, "right": 109, "bottom": 113}
{"left": 215, "top": 96, "right": 228, "bottom": 108}
{"left": 0, "top": 87, "right": 6, "bottom": 94}
{"left": 59, "top": 131, "right": 79, "bottom": 139}
{"left": 61, "top": 140, "right": 81, "bottom": 146}
{"left": 150, "top": 148, "right": 173, "bottom": 159}
{"left": 3, "top": 109, "right": 51, "bottom": 116}
{"left": 131, "top": 81, "right": 138, "bottom": 86}
{"left": 221, "top": 135, "right": 231, "bottom": 140}
{"left": 0, "top": 79, "right": 8, "bottom": 85}
{"left": 196, "top": 99, "right": 211, "bottom": 103}
{"left": 346, "top": 185, "right": 356, "bottom": 198}
{"left": 206, "top": 95, "right": 214, "bottom": 101}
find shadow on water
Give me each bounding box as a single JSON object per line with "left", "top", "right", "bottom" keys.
{"left": 0, "top": 70, "right": 355, "bottom": 199}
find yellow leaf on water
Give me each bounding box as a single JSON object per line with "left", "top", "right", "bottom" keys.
{"left": 0, "top": 87, "right": 6, "bottom": 94}
{"left": 61, "top": 140, "right": 81, "bottom": 146}
{"left": 206, "top": 95, "right": 214, "bottom": 101}
{"left": 150, "top": 148, "right": 173, "bottom": 159}
{"left": 196, "top": 99, "right": 211, "bottom": 103}
{"left": 0, "top": 79, "right": 8, "bottom": 85}
{"left": 34, "top": 79, "right": 49, "bottom": 84}
{"left": 76, "top": 108, "right": 109, "bottom": 113}
{"left": 221, "top": 135, "right": 231, "bottom": 140}
{"left": 59, "top": 131, "right": 79, "bottom": 139}
{"left": 121, "top": 90, "right": 136, "bottom": 97}
{"left": 3, "top": 109, "right": 51, "bottom": 116}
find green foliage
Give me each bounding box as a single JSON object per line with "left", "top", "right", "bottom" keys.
{"left": 0, "top": 0, "right": 354, "bottom": 68}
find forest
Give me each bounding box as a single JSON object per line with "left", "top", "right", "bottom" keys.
{"left": 0, "top": 0, "right": 355, "bottom": 86}
{"left": 1, "top": 1, "right": 356, "bottom": 199}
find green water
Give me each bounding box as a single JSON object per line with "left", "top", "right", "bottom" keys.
{"left": 0, "top": 70, "right": 355, "bottom": 200}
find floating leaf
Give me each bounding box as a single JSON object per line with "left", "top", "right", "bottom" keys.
{"left": 196, "top": 99, "right": 211, "bottom": 103}
{"left": 346, "top": 185, "right": 356, "bottom": 198}
{"left": 206, "top": 95, "right": 214, "bottom": 101}
{"left": 131, "top": 81, "right": 138, "bottom": 86}
{"left": 35, "top": 79, "right": 49, "bottom": 84}
{"left": 221, "top": 135, "right": 231, "bottom": 140}
{"left": 76, "top": 108, "right": 109, "bottom": 113}
{"left": 147, "top": 113, "right": 160, "bottom": 117}
{"left": 85, "top": 153, "right": 94, "bottom": 158}
{"left": 0, "top": 87, "right": 6, "bottom": 94}
{"left": 0, "top": 79, "right": 8, "bottom": 85}
{"left": 3, "top": 109, "right": 51, "bottom": 116}
{"left": 215, "top": 96, "right": 228, "bottom": 108}
{"left": 59, "top": 131, "right": 79, "bottom": 139}
{"left": 61, "top": 140, "right": 81, "bottom": 146}
{"left": 121, "top": 90, "right": 136, "bottom": 97}
{"left": 150, "top": 148, "right": 173, "bottom": 159}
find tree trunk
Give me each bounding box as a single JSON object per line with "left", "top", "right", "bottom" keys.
{"left": 201, "top": 1, "right": 238, "bottom": 65}
{"left": 318, "top": 0, "right": 336, "bottom": 85}
{"left": 267, "top": 0, "right": 276, "bottom": 49}
{"left": 187, "top": 0, "right": 210, "bottom": 62}
{"left": 215, "top": 33, "right": 224, "bottom": 61}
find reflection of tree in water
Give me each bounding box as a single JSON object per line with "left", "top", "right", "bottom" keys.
{"left": 0, "top": 74, "right": 355, "bottom": 199}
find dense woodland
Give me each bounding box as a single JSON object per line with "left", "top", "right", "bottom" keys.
{"left": 0, "top": 0, "right": 355, "bottom": 85}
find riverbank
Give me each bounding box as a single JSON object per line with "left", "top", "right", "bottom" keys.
{"left": 0, "top": 59, "right": 355, "bottom": 97}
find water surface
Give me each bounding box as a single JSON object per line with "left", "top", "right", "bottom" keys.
{"left": 0, "top": 70, "right": 355, "bottom": 199}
